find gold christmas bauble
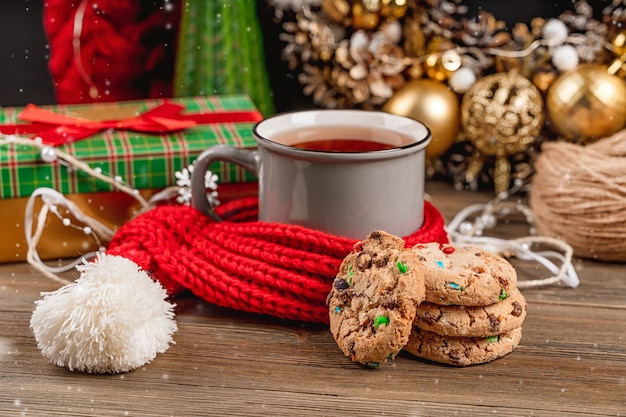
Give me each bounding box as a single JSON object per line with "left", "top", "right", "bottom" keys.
{"left": 461, "top": 71, "right": 544, "bottom": 193}
{"left": 546, "top": 64, "right": 626, "bottom": 143}
{"left": 383, "top": 79, "right": 459, "bottom": 158}
{"left": 462, "top": 71, "right": 543, "bottom": 156}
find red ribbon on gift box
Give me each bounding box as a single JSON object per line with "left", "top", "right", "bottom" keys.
{"left": 0, "top": 101, "right": 264, "bottom": 146}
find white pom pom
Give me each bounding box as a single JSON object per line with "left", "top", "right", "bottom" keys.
{"left": 30, "top": 253, "right": 177, "bottom": 374}
{"left": 542, "top": 19, "right": 568, "bottom": 46}
{"left": 449, "top": 67, "right": 477, "bottom": 93}
{"left": 552, "top": 44, "right": 579, "bottom": 72}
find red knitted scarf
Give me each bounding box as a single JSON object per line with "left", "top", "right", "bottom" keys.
{"left": 107, "top": 197, "right": 448, "bottom": 323}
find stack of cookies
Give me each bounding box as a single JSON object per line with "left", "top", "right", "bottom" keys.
{"left": 327, "top": 232, "right": 527, "bottom": 367}
{"left": 404, "top": 242, "right": 528, "bottom": 366}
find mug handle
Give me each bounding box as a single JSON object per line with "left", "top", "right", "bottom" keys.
{"left": 191, "top": 145, "right": 258, "bottom": 222}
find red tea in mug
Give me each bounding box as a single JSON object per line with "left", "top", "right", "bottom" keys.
{"left": 292, "top": 139, "right": 395, "bottom": 152}
{"left": 273, "top": 125, "right": 414, "bottom": 152}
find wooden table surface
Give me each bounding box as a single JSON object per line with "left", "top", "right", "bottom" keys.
{"left": 1, "top": 181, "right": 625, "bottom": 417}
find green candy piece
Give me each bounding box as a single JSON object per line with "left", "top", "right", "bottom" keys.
{"left": 499, "top": 288, "right": 509, "bottom": 301}
{"left": 374, "top": 315, "right": 390, "bottom": 330}
{"left": 397, "top": 261, "right": 408, "bottom": 274}
{"left": 346, "top": 264, "right": 354, "bottom": 285}
{"left": 485, "top": 335, "right": 499, "bottom": 343}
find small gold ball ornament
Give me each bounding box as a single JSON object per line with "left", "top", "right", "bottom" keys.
{"left": 424, "top": 50, "right": 462, "bottom": 82}
{"left": 607, "top": 30, "right": 626, "bottom": 76}
{"left": 352, "top": 3, "right": 379, "bottom": 30}
{"left": 380, "top": 0, "right": 408, "bottom": 19}
{"left": 383, "top": 79, "right": 459, "bottom": 159}
{"left": 532, "top": 65, "right": 558, "bottom": 93}
{"left": 461, "top": 71, "right": 544, "bottom": 193}
{"left": 612, "top": 30, "right": 626, "bottom": 55}
{"left": 546, "top": 63, "right": 626, "bottom": 143}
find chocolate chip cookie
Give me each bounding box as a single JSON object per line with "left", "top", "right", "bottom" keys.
{"left": 414, "top": 288, "right": 528, "bottom": 337}
{"left": 327, "top": 230, "right": 425, "bottom": 367}
{"left": 404, "top": 326, "right": 523, "bottom": 366}
{"left": 412, "top": 243, "right": 517, "bottom": 306}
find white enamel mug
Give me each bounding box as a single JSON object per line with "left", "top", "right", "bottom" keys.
{"left": 191, "top": 109, "right": 431, "bottom": 239}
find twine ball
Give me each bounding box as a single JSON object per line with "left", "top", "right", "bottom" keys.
{"left": 529, "top": 131, "right": 626, "bottom": 261}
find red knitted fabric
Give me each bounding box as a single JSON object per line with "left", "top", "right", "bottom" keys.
{"left": 43, "top": 0, "right": 180, "bottom": 104}
{"left": 107, "top": 198, "right": 448, "bottom": 324}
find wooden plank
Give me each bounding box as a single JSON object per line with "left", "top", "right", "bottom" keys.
{"left": 2, "top": 299, "right": 625, "bottom": 416}
{"left": 1, "top": 180, "right": 625, "bottom": 416}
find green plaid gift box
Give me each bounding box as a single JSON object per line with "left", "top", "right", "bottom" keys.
{"left": 0, "top": 95, "right": 261, "bottom": 199}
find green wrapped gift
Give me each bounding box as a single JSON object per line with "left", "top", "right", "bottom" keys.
{"left": 174, "top": 0, "right": 275, "bottom": 116}
{"left": 0, "top": 94, "right": 262, "bottom": 263}
{"left": 0, "top": 95, "right": 262, "bottom": 199}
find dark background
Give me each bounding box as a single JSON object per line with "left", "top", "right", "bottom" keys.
{"left": 0, "top": 0, "right": 610, "bottom": 109}
{"left": 0, "top": 0, "right": 56, "bottom": 107}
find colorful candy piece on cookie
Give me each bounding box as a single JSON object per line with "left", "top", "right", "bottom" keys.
{"left": 412, "top": 243, "right": 517, "bottom": 306}
{"left": 414, "top": 288, "right": 528, "bottom": 337}
{"left": 327, "top": 230, "right": 425, "bottom": 366}
{"left": 403, "top": 326, "right": 523, "bottom": 366}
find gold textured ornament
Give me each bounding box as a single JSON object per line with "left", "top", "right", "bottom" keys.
{"left": 461, "top": 71, "right": 544, "bottom": 193}
{"left": 546, "top": 64, "right": 626, "bottom": 143}
{"left": 383, "top": 79, "right": 459, "bottom": 159}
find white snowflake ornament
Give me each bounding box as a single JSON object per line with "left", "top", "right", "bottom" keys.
{"left": 175, "top": 165, "right": 220, "bottom": 207}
